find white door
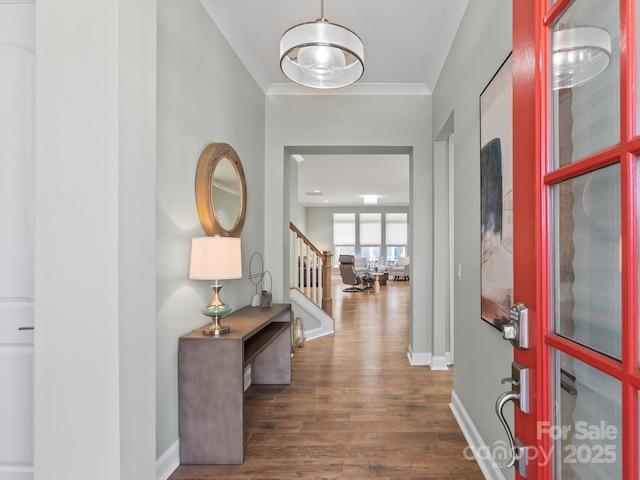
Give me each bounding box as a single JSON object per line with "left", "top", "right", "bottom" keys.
{"left": 0, "top": 2, "right": 35, "bottom": 479}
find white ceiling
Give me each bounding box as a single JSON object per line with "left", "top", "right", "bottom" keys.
{"left": 200, "top": 0, "right": 468, "bottom": 95}
{"left": 200, "top": 0, "right": 468, "bottom": 204}
{"left": 296, "top": 154, "right": 410, "bottom": 206}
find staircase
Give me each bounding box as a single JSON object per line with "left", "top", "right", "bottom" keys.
{"left": 289, "top": 222, "right": 334, "bottom": 340}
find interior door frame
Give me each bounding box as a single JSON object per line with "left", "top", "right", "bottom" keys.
{"left": 448, "top": 132, "right": 455, "bottom": 365}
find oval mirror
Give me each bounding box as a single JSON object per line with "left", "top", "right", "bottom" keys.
{"left": 195, "top": 143, "right": 247, "bottom": 237}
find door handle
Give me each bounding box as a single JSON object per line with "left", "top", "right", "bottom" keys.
{"left": 494, "top": 361, "right": 530, "bottom": 475}
{"left": 496, "top": 396, "right": 530, "bottom": 476}
{"left": 495, "top": 390, "right": 519, "bottom": 469}
{"left": 18, "top": 326, "right": 34, "bottom": 331}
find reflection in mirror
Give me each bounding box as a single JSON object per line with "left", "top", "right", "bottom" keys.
{"left": 212, "top": 157, "right": 241, "bottom": 230}
{"left": 195, "top": 143, "right": 247, "bottom": 237}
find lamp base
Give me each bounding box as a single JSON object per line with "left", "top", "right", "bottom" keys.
{"left": 203, "top": 321, "right": 230, "bottom": 336}
{"left": 200, "top": 284, "right": 233, "bottom": 336}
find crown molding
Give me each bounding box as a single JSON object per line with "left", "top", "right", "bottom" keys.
{"left": 267, "top": 82, "right": 431, "bottom": 96}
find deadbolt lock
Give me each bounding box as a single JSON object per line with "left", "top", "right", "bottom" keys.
{"left": 501, "top": 302, "right": 529, "bottom": 349}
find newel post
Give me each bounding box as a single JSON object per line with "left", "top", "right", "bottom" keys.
{"left": 322, "top": 251, "right": 332, "bottom": 316}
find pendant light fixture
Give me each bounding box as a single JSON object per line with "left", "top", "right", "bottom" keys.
{"left": 553, "top": 26, "right": 611, "bottom": 90}
{"left": 280, "top": 0, "right": 364, "bottom": 89}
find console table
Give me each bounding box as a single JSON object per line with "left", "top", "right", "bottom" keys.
{"left": 178, "top": 303, "right": 291, "bottom": 465}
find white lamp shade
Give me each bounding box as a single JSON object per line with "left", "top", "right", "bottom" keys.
{"left": 189, "top": 236, "right": 242, "bottom": 280}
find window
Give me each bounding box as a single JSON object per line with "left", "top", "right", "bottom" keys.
{"left": 386, "top": 246, "right": 407, "bottom": 265}
{"left": 385, "top": 213, "right": 408, "bottom": 264}
{"left": 333, "top": 212, "right": 408, "bottom": 267}
{"left": 359, "top": 213, "right": 381, "bottom": 263}
{"left": 385, "top": 213, "right": 407, "bottom": 245}
{"left": 333, "top": 213, "right": 356, "bottom": 266}
{"left": 333, "top": 213, "right": 355, "bottom": 245}
{"left": 359, "top": 213, "right": 381, "bottom": 245}
{"left": 361, "top": 246, "right": 381, "bottom": 263}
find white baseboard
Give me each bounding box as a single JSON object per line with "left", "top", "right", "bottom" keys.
{"left": 156, "top": 439, "right": 180, "bottom": 480}
{"left": 304, "top": 326, "right": 334, "bottom": 341}
{"left": 289, "top": 289, "right": 335, "bottom": 340}
{"left": 430, "top": 355, "right": 449, "bottom": 370}
{"left": 406, "top": 348, "right": 453, "bottom": 370}
{"left": 406, "top": 345, "right": 431, "bottom": 365}
{"left": 449, "top": 391, "right": 505, "bottom": 480}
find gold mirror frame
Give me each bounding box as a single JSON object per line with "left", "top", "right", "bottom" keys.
{"left": 195, "top": 143, "right": 247, "bottom": 237}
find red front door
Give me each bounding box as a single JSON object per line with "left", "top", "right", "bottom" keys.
{"left": 513, "top": 0, "right": 639, "bottom": 478}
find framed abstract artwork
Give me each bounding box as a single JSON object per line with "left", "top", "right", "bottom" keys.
{"left": 480, "top": 53, "right": 513, "bottom": 328}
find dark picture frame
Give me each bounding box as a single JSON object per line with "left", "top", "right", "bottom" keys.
{"left": 480, "top": 53, "right": 513, "bottom": 328}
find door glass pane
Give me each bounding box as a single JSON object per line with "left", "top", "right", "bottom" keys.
{"left": 553, "top": 164, "right": 622, "bottom": 359}
{"left": 552, "top": 0, "right": 620, "bottom": 168}
{"left": 554, "top": 351, "right": 622, "bottom": 479}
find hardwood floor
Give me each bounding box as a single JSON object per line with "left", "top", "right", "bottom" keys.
{"left": 169, "top": 279, "right": 484, "bottom": 479}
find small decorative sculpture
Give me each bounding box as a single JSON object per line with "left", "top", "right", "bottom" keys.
{"left": 260, "top": 272, "right": 273, "bottom": 308}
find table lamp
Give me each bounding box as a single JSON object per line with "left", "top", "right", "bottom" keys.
{"left": 189, "top": 236, "right": 242, "bottom": 336}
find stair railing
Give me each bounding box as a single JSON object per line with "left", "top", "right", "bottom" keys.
{"left": 289, "top": 222, "right": 332, "bottom": 316}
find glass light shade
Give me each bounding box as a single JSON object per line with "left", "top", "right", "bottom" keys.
{"left": 553, "top": 26, "right": 611, "bottom": 90}
{"left": 280, "top": 20, "right": 364, "bottom": 89}
{"left": 297, "top": 45, "right": 346, "bottom": 81}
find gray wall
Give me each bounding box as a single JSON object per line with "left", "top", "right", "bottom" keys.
{"left": 432, "top": 1, "right": 514, "bottom": 477}
{"left": 432, "top": 139, "right": 451, "bottom": 361}
{"left": 289, "top": 157, "right": 307, "bottom": 231}
{"left": 35, "top": 2, "right": 157, "bottom": 478}
{"left": 156, "top": 0, "right": 265, "bottom": 457}
{"left": 33, "top": 1, "right": 518, "bottom": 475}
{"left": 265, "top": 96, "right": 432, "bottom": 357}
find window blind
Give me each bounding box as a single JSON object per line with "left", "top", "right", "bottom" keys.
{"left": 333, "top": 213, "right": 355, "bottom": 245}
{"left": 385, "top": 213, "right": 407, "bottom": 245}
{"left": 359, "top": 213, "right": 381, "bottom": 245}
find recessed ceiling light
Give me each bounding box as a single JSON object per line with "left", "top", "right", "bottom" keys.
{"left": 363, "top": 195, "right": 377, "bottom": 205}
{"left": 292, "top": 154, "right": 305, "bottom": 163}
